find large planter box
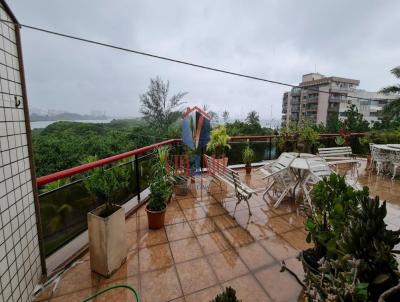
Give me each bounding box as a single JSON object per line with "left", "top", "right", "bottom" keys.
{"left": 87, "top": 204, "right": 127, "bottom": 277}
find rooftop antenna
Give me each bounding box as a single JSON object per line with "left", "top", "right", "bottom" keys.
{"left": 314, "top": 64, "right": 317, "bottom": 73}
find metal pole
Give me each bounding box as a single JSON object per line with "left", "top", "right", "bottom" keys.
{"left": 134, "top": 155, "right": 141, "bottom": 201}
{"left": 268, "top": 137, "right": 272, "bottom": 160}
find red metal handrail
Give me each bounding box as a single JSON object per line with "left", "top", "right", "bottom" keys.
{"left": 36, "top": 139, "right": 181, "bottom": 186}
{"left": 36, "top": 133, "right": 366, "bottom": 187}
{"left": 229, "top": 132, "right": 365, "bottom": 141}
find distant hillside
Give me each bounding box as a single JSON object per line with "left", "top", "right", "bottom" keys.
{"left": 30, "top": 112, "right": 108, "bottom": 122}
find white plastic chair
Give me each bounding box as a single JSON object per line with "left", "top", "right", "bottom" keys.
{"left": 300, "top": 157, "right": 333, "bottom": 208}
{"left": 371, "top": 145, "right": 390, "bottom": 175}
{"left": 388, "top": 150, "right": 400, "bottom": 179}
{"left": 259, "top": 153, "right": 297, "bottom": 208}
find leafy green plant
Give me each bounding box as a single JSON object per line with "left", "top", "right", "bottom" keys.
{"left": 207, "top": 125, "right": 231, "bottom": 158}
{"left": 299, "top": 123, "right": 320, "bottom": 152}
{"left": 83, "top": 156, "right": 130, "bottom": 216}
{"left": 277, "top": 122, "right": 298, "bottom": 152}
{"left": 242, "top": 141, "right": 255, "bottom": 165}
{"left": 147, "top": 147, "right": 173, "bottom": 211}
{"left": 210, "top": 287, "right": 241, "bottom": 302}
{"left": 335, "top": 136, "right": 346, "bottom": 146}
{"left": 338, "top": 195, "right": 400, "bottom": 299}
{"left": 305, "top": 173, "right": 369, "bottom": 258}
{"left": 304, "top": 257, "right": 369, "bottom": 302}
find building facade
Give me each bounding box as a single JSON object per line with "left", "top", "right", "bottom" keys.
{"left": 281, "top": 73, "right": 395, "bottom": 126}
{"left": 0, "top": 1, "right": 44, "bottom": 301}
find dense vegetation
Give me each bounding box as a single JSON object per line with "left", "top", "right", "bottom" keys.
{"left": 32, "top": 119, "right": 166, "bottom": 177}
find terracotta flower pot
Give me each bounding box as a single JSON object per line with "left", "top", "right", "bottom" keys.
{"left": 146, "top": 206, "right": 166, "bottom": 229}
{"left": 245, "top": 164, "right": 252, "bottom": 175}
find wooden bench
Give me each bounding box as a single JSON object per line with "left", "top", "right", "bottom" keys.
{"left": 317, "top": 146, "right": 360, "bottom": 176}
{"left": 317, "top": 146, "right": 353, "bottom": 159}
{"left": 204, "top": 154, "right": 256, "bottom": 216}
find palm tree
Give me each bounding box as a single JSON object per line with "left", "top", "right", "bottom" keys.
{"left": 222, "top": 110, "right": 230, "bottom": 123}
{"left": 379, "top": 66, "right": 400, "bottom": 121}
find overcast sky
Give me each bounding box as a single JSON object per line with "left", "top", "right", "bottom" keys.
{"left": 8, "top": 0, "right": 400, "bottom": 120}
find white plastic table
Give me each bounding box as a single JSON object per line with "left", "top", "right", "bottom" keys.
{"left": 373, "top": 144, "right": 400, "bottom": 152}
{"left": 286, "top": 153, "right": 323, "bottom": 200}
{"left": 288, "top": 153, "right": 317, "bottom": 170}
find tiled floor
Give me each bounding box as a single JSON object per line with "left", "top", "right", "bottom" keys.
{"left": 33, "top": 161, "right": 400, "bottom": 302}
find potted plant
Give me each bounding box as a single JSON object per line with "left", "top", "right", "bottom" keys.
{"left": 211, "top": 286, "right": 241, "bottom": 302}
{"left": 298, "top": 124, "right": 319, "bottom": 153}
{"left": 83, "top": 159, "right": 129, "bottom": 277}
{"left": 207, "top": 125, "right": 231, "bottom": 166}
{"left": 146, "top": 147, "right": 173, "bottom": 229}
{"left": 302, "top": 174, "right": 400, "bottom": 300}
{"left": 304, "top": 257, "right": 369, "bottom": 301}
{"left": 303, "top": 174, "right": 368, "bottom": 272}
{"left": 242, "top": 141, "right": 255, "bottom": 175}
{"left": 338, "top": 196, "right": 400, "bottom": 300}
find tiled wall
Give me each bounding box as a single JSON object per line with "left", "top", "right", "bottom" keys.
{"left": 0, "top": 3, "right": 42, "bottom": 302}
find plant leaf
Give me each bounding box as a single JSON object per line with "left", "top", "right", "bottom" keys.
{"left": 372, "top": 274, "right": 389, "bottom": 284}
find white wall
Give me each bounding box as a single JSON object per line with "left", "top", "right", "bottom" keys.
{"left": 0, "top": 3, "right": 42, "bottom": 301}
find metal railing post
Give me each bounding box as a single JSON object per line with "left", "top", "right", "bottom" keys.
{"left": 268, "top": 137, "right": 272, "bottom": 160}
{"left": 134, "top": 155, "right": 140, "bottom": 201}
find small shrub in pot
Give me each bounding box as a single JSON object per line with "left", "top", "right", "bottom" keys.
{"left": 242, "top": 141, "right": 255, "bottom": 175}
{"left": 146, "top": 147, "right": 173, "bottom": 229}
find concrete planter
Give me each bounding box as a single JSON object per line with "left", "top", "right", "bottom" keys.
{"left": 87, "top": 204, "right": 127, "bottom": 277}
{"left": 175, "top": 179, "right": 190, "bottom": 196}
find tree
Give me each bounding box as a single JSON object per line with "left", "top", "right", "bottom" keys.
{"left": 379, "top": 66, "right": 400, "bottom": 121}
{"left": 245, "top": 110, "right": 260, "bottom": 125}
{"left": 326, "top": 112, "right": 344, "bottom": 133}
{"left": 140, "top": 77, "right": 187, "bottom": 134}
{"left": 343, "top": 104, "right": 370, "bottom": 132}
{"left": 222, "top": 110, "right": 230, "bottom": 123}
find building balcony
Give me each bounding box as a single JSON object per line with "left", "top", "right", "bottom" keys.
{"left": 31, "top": 136, "right": 400, "bottom": 302}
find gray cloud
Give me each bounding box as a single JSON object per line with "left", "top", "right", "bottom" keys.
{"left": 8, "top": 0, "right": 400, "bottom": 120}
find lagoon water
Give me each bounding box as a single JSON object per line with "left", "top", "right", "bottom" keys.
{"left": 30, "top": 119, "right": 113, "bottom": 129}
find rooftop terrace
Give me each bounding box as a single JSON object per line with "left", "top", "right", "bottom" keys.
{"left": 33, "top": 160, "right": 400, "bottom": 302}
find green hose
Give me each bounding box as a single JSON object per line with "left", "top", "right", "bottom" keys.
{"left": 80, "top": 284, "right": 141, "bottom": 302}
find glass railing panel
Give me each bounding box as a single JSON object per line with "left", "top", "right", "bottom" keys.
{"left": 38, "top": 156, "right": 139, "bottom": 256}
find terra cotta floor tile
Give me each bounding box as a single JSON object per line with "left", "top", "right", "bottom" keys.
{"left": 182, "top": 206, "right": 207, "bottom": 220}
{"left": 140, "top": 266, "right": 183, "bottom": 302}
{"left": 164, "top": 209, "right": 186, "bottom": 225}
{"left": 176, "top": 258, "right": 218, "bottom": 295}
{"left": 281, "top": 229, "right": 313, "bottom": 250}
{"left": 222, "top": 226, "right": 255, "bottom": 247}
{"left": 197, "top": 231, "right": 231, "bottom": 255}
{"left": 212, "top": 214, "right": 239, "bottom": 230}
{"left": 165, "top": 222, "right": 194, "bottom": 241}
{"left": 208, "top": 249, "right": 249, "bottom": 282}
{"left": 138, "top": 243, "right": 173, "bottom": 273}
{"left": 223, "top": 274, "right": 271, "bottom": 302}
{"left": 98, "top": 249, "right": 139, "bottom": 284}
{"left": 189, "top": 217, "right": 217, "bottom": 235}
{"left": 259, "top": 235, "right": 299, "bottom": 261}
{"left": 236, "top": 242, "right": 275, "bottom": 270}
{"left": 185, "top": 285, "right": 223, "bottom": 302}
{"left": 169, "top": 237, "right": 203, "bottom": 263}
{"left": 95, "top": 275, "right": 140, "bottom": 302}
{"left": 138, "top": 228, "right": 167, "bottom": 248}
{"left": 52, "top": 261, "right": 99, "bottom": 297}
{"left": 255, "top": 264, "right": 303, "bottom": 302}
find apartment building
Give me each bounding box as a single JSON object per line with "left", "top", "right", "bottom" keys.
{"left": 281, "top": 73, "right": 395, "bottom": 126}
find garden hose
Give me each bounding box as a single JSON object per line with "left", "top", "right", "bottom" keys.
{"left": 280, "top": 260, "right": 306, "bottom": 288}
{"left": 80, "top": 284, "right": 141, "bottom": 302}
